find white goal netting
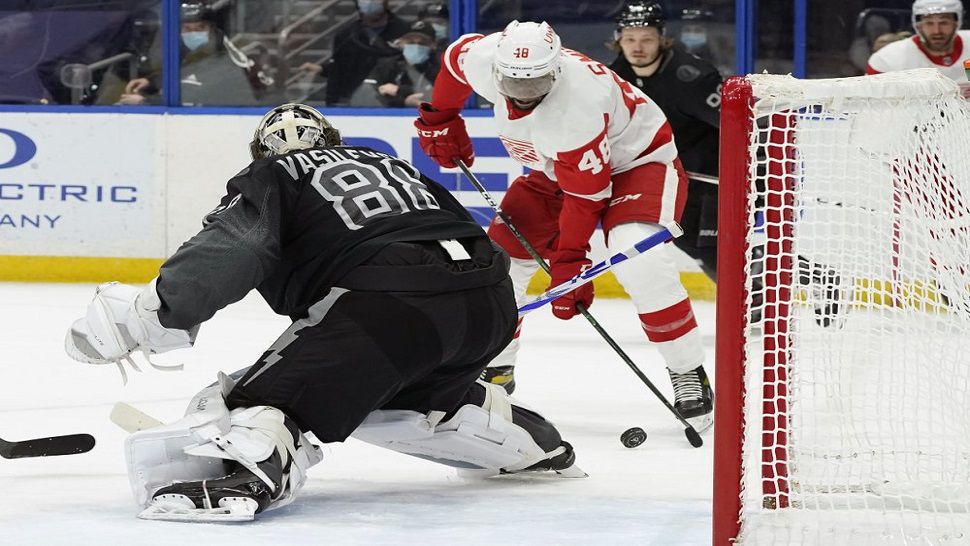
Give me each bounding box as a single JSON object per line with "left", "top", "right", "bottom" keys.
{"left": 732, "top": 69, "right": 970, "bottom": 545}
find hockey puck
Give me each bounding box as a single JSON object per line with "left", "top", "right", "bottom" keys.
{"left": 685, "top": 426, "right": 704, "bottom": 448}
{"left": 620, "top": 427, "right": 647, "bottom": 448}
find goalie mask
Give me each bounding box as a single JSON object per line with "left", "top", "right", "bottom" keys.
{"left": 493, "top": 21, "right": 562, "bottom": 106}
{"left": 249, "top": 103, "right": 341, "bottom": 160}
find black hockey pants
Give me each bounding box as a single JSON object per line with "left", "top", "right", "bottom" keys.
{"left": 225, "top": 241, "right": 562, "bottom": 451}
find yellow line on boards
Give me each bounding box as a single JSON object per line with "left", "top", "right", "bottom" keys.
{"left": 0, "top": 256, "right": 164, "bottom": 283}
{"left": 0, "top": 256, "right": 722, "bottom": 301}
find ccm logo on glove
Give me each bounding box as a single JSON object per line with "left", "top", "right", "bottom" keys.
{"left": 417, "top": 128, "right": 450, "bottom": 138}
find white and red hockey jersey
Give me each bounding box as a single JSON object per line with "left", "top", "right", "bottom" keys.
{"left": 430, "top": 32, "right": 677, "bottom": 257}
{"left": 867, "top": 31, "right": 970, "bottom": 80}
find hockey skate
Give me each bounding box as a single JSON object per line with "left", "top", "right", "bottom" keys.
{"left": 140, "top": 453, "right": 286, "bottom": 522}
{"left": 668, "top": 366, "right": 714, "bottom": 432}
{"left": 460, "top": 441, "right": 585, "bottom": 479}
{"left": 481, "top": 365, "right": 516, "bottom": 394}
{"left": 133, "top": 406, "right": 322, "bottom": 523}
{"left": 499, "top": 441, "right": 587, "bottom": 478}
{"left": 799, "top": 257, "right": 851, "bottom": 329}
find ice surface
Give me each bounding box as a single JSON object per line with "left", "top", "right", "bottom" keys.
{"left": 0, "top": 283, "right": 714, "bottom": 545}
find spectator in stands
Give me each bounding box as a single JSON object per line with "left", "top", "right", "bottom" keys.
{"left": 92, "top": 2, "right": 163, "bottom": 105}
{"left": 678, "top": 9, "right": 716, "bottom": 62}
{"left": 117, "top": 1, "right": 271, "bottom": 106}
{"left": 369, "top": 20, "right": 440, "bottom": 107}
{"left": 418, "top": 1, "right": 450, "bottom": 50}
{"left": 299, "top": 0, "right": 410, "bottom": 106}
{"left": 0, "top": 8, "right": 135, "bottom": 104}
{"left": 848, "top": 12, "right": 892, "bottom": 74}
{"left": 872, "top": 30, "right": 913, "bottom": 53}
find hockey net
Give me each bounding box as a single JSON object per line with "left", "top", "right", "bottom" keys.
{"left": 713, "top": 69, "right": 970, "bottom": 545}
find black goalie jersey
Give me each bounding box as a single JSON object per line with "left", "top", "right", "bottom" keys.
{"left": 609, "top": 46, "right": 721, "bottom": 177}
{"left": 155, "top": 146, "right": 502, "bottom": 329}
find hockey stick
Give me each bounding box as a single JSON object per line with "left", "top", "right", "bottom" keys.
{"left": 0, "top": 433, "right": 95, "bottom": 459}
{"left": 518, "top": 224, "right": 682, "bottom": 315}
{"left": 686, "top": 171, "right": 719, "bottom": 185}
{"left": 688, "top": 170, "right": 886, "bottom": 215}
{"left": 455, "top": 159, "right": 703, "bottom": 448}
{"left": 110, "top": 402, "right": 163, "bottom": 433}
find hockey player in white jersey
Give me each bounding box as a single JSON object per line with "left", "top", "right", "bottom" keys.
{"left": 414, "top": 21, "right": 712, "bottom": 430}
{"left": 867, "top": 0, "right": 970, "bottom": 82}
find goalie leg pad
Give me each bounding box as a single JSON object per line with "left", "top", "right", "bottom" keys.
{"left": 351, "top": 382, "right": 578, "bottom": 476}
{"left": 126, "top": 376, "right": 322, "bottom": 512}
{"left": 125, "top": 382, "right": 233, "bottom": 507}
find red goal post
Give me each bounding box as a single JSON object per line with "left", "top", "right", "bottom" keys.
{"left": 713, "top": 69, "right": 970, "bottom": 545}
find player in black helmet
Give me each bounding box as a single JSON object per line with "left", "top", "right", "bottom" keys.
{"left": 65, "top": 103, "right": 584, "bottom": 522}
{"left": 607, "top": 3, "right": 848, "bottom": 329}
{"left": 609, "top": 1, "right": 721, "bottom": 281}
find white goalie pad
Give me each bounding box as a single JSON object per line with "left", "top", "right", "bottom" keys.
{"left": 351, "top": 382, "right": 553, "bottom": 475}
{"left": 125, "top": 382, "right": 233, "bottom": 507}
{"left": 126, "top": 375, "right": 322, "bottom": 512}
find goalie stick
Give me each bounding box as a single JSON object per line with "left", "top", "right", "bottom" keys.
{"left": 0, "top": 432, "right": 95, "bottom": 459}
{"left": 455, "top": 159, "right": 703, "bottom": 448}
{"left": 110, "top": 402, "right": 163, "bottom": 433}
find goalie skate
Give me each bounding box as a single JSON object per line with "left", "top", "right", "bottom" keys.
{"left": 139, "top": 494, "right": 259, "bottom": 523}
{"left": 502, "top": 441, "right": 587, "bottom": 478}
{"left": 459, "top": 441, "right": 587, "bottom": 479}
{"left": 138, "top": 453, "right": 286, "bottom": 523}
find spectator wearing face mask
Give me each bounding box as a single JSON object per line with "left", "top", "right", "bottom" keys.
{"left": 299, "top": 0, "right": 410, "bottom": 106}
{"left": 678, "top": 9, "right": 715, "bottom": 61}
{"left": 418, "top": 1, "right": 450, "bottom": 50}
{"left": 118, "top": 1, "right": 270, "bottom": 105}
{"left": 369, "top": 20, "right": 440, "bottom": 107}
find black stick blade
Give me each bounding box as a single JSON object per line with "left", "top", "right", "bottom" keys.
{"left": 0, "top": 434, "right": 96, "bottom": 459}
{"left": 685, "top": 427, "right": 704, "bottom": 448}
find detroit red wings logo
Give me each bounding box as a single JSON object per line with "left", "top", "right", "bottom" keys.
{"left": 499, "top": 135, "right": 540, "bottom": 164}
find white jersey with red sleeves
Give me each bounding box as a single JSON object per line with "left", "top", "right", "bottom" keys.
{"left": 436, "top": 32, "right": 676, "bottom": 203}
{"left": 867, "top": 32, "right": 970, "bottom": 80}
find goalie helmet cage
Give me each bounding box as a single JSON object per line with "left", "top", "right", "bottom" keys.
{"left": 712, "top": 69, "right": 970, "bottom": 545}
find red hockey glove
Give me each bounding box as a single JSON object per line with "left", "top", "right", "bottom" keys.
{"left": 549, "top": 253, "right": 594, "bottom": 320}
{"left": 414, "top": 102, "right": 474, "bottom": 168}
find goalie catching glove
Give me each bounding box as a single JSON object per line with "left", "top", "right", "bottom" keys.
{"left": 65, "top": 279, "right": 197, "bottom": 381}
